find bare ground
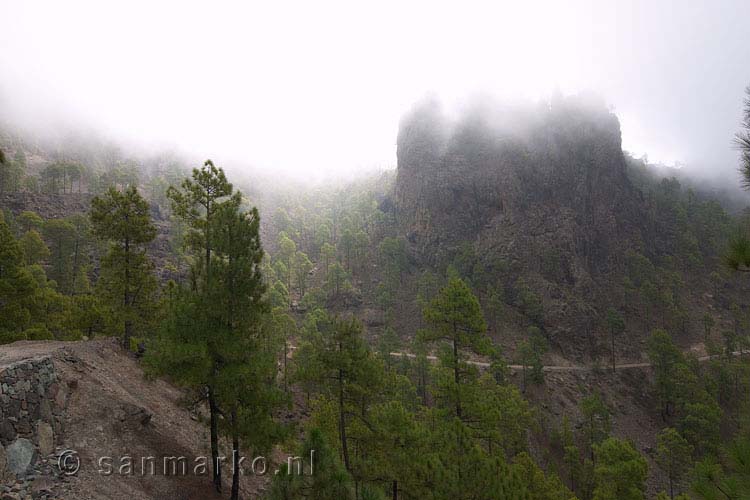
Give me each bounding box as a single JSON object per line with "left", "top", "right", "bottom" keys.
{"left": 1, "top": 338, "right": 271, "bottom": 500}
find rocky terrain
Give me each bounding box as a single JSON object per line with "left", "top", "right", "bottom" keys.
{"left": 0, "top": 339, "right": 271, "bottom": 500}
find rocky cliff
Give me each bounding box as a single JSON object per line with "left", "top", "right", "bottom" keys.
{"left": 393, "top": 95, "right": 731, "bottom": 355}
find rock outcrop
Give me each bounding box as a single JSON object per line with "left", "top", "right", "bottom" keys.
{"left": 393, "top": 95, "right": 651, "bottom": 353}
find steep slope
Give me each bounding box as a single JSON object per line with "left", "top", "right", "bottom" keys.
{"left": 0, "top": 339, "right": 268, "bottom": 500}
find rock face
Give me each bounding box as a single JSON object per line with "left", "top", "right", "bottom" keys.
{"left": 393, "top": 95, "right": 648, "bottom": 352}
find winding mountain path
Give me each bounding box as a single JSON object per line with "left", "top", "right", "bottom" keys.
{"left": 387, "top": 349, "right": 750, "bottom": 372}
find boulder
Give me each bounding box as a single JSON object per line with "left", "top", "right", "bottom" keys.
{"left": 116, "top": 403, "right": 152, "bottom": 426}
{"left": 5, "top": 439, "right": 35, "bottom": 477}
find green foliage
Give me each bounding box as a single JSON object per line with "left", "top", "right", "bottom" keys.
{"left": 0, "top": 218, "right": 35, "bottom": 341}
{"left": 593, "top": 438, "right": 648, "bottom": 500}
{"left": 266, "top": 428, "right": 353, "bottom": 500}
{"left": 18, "top": 211, "right": 44, "bottom": 233}
{"left": 647, "top": 329, "right": 684, "bottom": 417}
{"left": 324, "top": 261, "right": 352, "bottom": 300}
{"left": 154, "top": 162, "right": 282, "bottom": 497}
{"left": 421, "top": 277, "right": 489, "bottom": 418}
{"left": 378, "top": 237, "right": 408, "bottom": 284}
{"left": 294, "top": 314, "right": 375, "bottom": 471}
{"left": 23, "top": 325, "right": 53, "bottom": 341}
{"left": 277, "top": 232, "right": 297, "bottom": 292}
{"left": 0, "top": 150, "right": 25, "bottom": 193}
{"left": 514, "top": 278, "right": 544, "bottom": 326}
{"left": 725, "top": 233, "right": 750, "bottom": 272}
{"left": 90, "top": 186, "right": 157, "bottom": 344}
{"left": 512, "top": 452, "right": 577, "bottom": 500}
{"left": 580, "top": 393, "right": 611, "bottom": 459}
{"left": 293, "top": 251, "right": 313, "bottom": 298}
{"left": 42, "top": 218, "right": 76, "bottom": 292}
{"left": 692, "top": 434, "right": 750, "bottom": 499}
{"left": 517, "top": 326, "right": 548, "bottom": 389}
{"left": 605, "top": 308, "right": 625, "bottom": 371}
{"left": 19, "top": 229, "right": 49, "bottom": 265}
{"left": 656, "top": 427, "right": 693, "bottom": 499}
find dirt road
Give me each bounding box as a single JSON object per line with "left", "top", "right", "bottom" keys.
{"left": 388, "top": 349, "right": 750, "bottom": 372}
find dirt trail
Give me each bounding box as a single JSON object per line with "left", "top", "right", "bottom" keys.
{"left": 0, "top": 340, "right": 72, "bottom": 367}
{"left": 388, "top": 349, "right": 750, "bottom": 371}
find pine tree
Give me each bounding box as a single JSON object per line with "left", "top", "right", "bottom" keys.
{"left": 606, "top": 308, "right": 625, "bottom": 372}
{"left": 42, "top": 219, "right": 76, "bottom": 292}
{"left": 19, "top": 230, "right": 50, "bottom": 266}
{"left": 267, "top": 428, "right": 354, "bottom": 500}
{"left": 581, "top": 393, "right": 610, "bottom": 461}
{"left": 420, "top": 276, "right": 489, "bottom": 420}
{"left": 656, "top": 428, "right": 692, "bottom": 499}
{"left": 294, "top": 251, "right": 313, "bottom": 298}
{"left": 593, "top": 438, "right": 648, "bottom": 500}
{"left": 296, "top": 314, "right": 373, "bottom": 472}
{"left": 90, "top": 186, "right": 157, "bottom": 347}
{"left": 0, "top": 218, "right": 35, "bottom": 343}
{"left": 277, "top": 232, "right": 297, "bottom": 295}
{"left": 164, "top": 160, "right": 233, "bottom": 493}
{"left": 210, "top": 197, "right": 285, "bottom": 500}
{"left": 647, "top": 329, "right": 683, "bottom": 419}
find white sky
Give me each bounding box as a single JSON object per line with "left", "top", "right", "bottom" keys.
{"left": 1, "top": 0, "right": 749, "bottom": 180}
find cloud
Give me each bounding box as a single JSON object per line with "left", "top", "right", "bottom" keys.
{"left": 1, "top": 0, "right": 749, "bottom": 180}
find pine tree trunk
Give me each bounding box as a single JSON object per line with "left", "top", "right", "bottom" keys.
{"left": 231, "top": 409, "right": 240, "bottom": 500}
{"left": 669, "top": 474, "right": 674, "bottom": 500}
{"left": 453, "top": 327, "right": 462, "bottom": 419}
{"left": 283, "top": 341, "right": 288, "bottom": 393}
{"left": 338, "top": 368, "right": 350, "bottom": 470}
{"left": 123, "top": 236, "right": 131, "bottom": 348}
{"left": 124, "top": 320, "right": 133, "bottom": 350}
{"left": 208, "top": 385, "right": 222, "bottom": 493}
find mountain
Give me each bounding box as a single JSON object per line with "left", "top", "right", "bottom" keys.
{"left": 393, "top": 95, "right": 744, "bottom": 358}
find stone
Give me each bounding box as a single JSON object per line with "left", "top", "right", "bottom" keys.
{"left": 0, "top": 445, "right": 13, "bottom": 483}
{"left": 53, "top": 389, "right": 66, "bottom": 410}
{"left": 38, "top": 401, "right": 51, "bottom": 426}
{"left": 115, "top": 403, "right": 152, "bottom": 426}
{"left": 35, "top": 424, "right": 53, "bottom": 458}
{"left": 0, "top": 422, "right": 15, "bottom": 444}
{"left": 5, "top": 440, "right": 35, "bottom": 477}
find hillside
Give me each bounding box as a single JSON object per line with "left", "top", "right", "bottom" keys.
{"left": 0, "top": 338, "right": 273, "bottom": 500}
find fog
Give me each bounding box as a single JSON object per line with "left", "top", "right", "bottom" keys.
{"left": 1, "top": 0, "right": 749, "bottom": 182}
